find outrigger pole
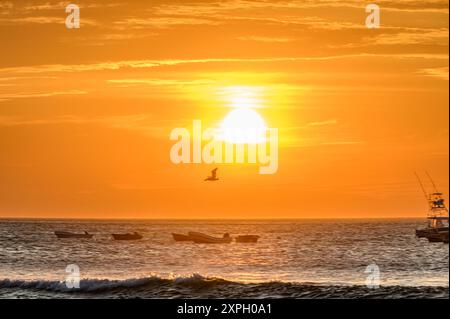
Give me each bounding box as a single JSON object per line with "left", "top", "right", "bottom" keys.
{"left": 425, "top": 171, "right": 439, "bottom": 193}
{"left": 414, "top": 172, "right": 429, "bottom": 201}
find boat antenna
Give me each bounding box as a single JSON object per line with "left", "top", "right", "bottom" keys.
{"left": 414, "top": 172, "right": 429, "bottom": 201}
{"left": 425, "top": 171, "right": 439, "bottom": 193}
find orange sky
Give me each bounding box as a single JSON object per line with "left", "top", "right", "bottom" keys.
{"left": 0, "top": 0, "right": 448, "bottom": 219}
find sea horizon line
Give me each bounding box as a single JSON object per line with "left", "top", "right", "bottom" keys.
{"left": 0, "top": 216, "right": 427, "bottom": 221}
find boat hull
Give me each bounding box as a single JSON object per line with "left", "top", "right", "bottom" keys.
{"left": 416, "top": 227, "right": 448, "bottom": 237}
{"left": 188, "top": 232, "right": 232, "bottom": 244}
{"left": 416, "top": 227, "right": 449, "bottom": 244}
{"left": 112, "top": 233, "right": 143, "bottom": 240}
{"left": 172, "top": 233, "right": 192, "bottom": 242}
{"left": 55, "top": 231, "right": 93, "bottom": 239}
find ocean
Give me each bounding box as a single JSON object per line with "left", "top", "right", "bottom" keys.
{"left": 0, "top": 219, "right": 448, "bottom": 299}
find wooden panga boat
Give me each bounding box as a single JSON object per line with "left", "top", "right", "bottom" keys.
{"left": 55, "top": 231, "right": 93, "bottom": 239}
{"left": 112, "top": 232, "right": 143, "bottom": 240}
{"left": 172, "top": 233, "right": 192, "bottom": 242}
{"left": 188, "top": 232, "right": 232, "bottom": 244}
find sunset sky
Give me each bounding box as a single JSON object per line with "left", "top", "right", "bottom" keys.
{"left": 0, "top": 0, "right": 448, "bottom": 219}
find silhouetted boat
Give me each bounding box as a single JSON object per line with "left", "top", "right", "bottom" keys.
{"left": 188, "top": 232, "right": 232, "bottom": 244}
{"left": 415, "top": 172, "right": 449, "bottom": 244}
{"left": 235, "top": 235, "right": 260, "bottom": 243}
{"left": 55, "top": 231, "right": 93, "bottom": 239}
{"left": 416, "top": 221, "right": 449, "bottom": 239}
{"left": 112, "top": 232, "right": 143, "bottom": 240}
{"left": 172, "top": 233, "right": 192, "bottom": 242}
{"left": 421, "top": 229, "right": 449, "bottom": 243}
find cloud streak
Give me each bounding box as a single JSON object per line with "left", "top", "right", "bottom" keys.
{"left": 0, "top": 90, "right": 87, "bottom": 102}
{"left": 1, "top": 54, "right": 447, "bottom": 75}
{"left": 418, "top": 67, "right": 449, "bottom": 80}
{"left": 0, "top": 114, "right": 175, "bottom": 139}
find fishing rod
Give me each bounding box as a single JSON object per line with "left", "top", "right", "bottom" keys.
{"left": 414, "top": 172, "right": 429, "bottom": 202}
{"left": 425, "top": 171, "right": 439, "bottom": 193}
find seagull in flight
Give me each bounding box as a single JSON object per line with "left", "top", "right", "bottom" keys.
{"left": 204, "top": 168, "right": 219, "bottom": 182}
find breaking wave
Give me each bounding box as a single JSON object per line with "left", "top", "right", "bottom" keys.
{"left": 0, "top": 274, "right": 448, "bottom": 299}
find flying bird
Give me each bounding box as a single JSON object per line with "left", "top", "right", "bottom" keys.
{"left": 204, "top": 168, "right": 219, "bottom": 182}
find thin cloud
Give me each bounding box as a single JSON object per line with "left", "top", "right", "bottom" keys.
{"left": 369, "top": 29, "right": 449, "bottom": 46}
{"left": 107, "top": 79, "right": 216, "bottom": 86}
{"left": 282, "top": 120, "right": 339, "bottom": 132}
{"left": 0, "top": 90, "right": 87, "bottom": 102}
{"left": 0, "top": 2, "right": 13, "bottom": 9}
{"left": 321, "top": 141, "right": 364, "bottom": 145}
{"left": 418, "top": 67, "right": 449, "bottom": 80}
{"left": 0, "top": 115, "right": 89, "bottom": 126}
{"left": 22, "top": 2, "right": 122, "bottom": 10}
{"left": 308, "top": 119, "right": 339, "bottom": 127}
{"left": 237, "top": 36, "right": 295, "bottom": 43}
{"left": 0, "top": 114, "right": 176, "bottom": 139}
{"left": 154, "top": 1, "right": 449, "bottom": 15}
{"left": 1, "top": 54, "right": 447, "bottom": 75}
{"left": 0, "top": 16, "right": 97, "bottom": 25}
{"left": 114, "top": 17, "right": 219, "bottom": 29}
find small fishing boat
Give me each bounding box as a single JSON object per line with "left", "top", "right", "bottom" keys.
{"left": 55, "top": 231, "right": 93, "bottom": 239}
{"left": 415, "top": 172, "right": 449, "bottom": 244}
{"left": 172, "top": 233, "right": 192, "bottom": 242}
{"left": 112, "top": 232, "right": 143, "bottom": 241}
{"left": 235, "top": 235, "right": 260, "bottom": 243}
{"left": 188, "top": 232, "right": 232, "bottom": 244}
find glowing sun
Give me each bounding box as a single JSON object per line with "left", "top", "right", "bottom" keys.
{"left": 220, "top": 108, "right": 267, "bottom": 144}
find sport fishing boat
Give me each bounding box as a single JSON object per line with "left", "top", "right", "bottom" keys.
{"left": 55, "top": 231, "right": 93, "bottom": 239}
{"left": 416, "top": 215, "right": 449, "bottom": 244}
{"left": 112, "top": 232, "right": 143, "bottom": 240}
{"left": 188, "top": 232, "right": 232, "bottom": 244}
{"left": 415, "top": 172, "right": 449, "bottom": 244}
